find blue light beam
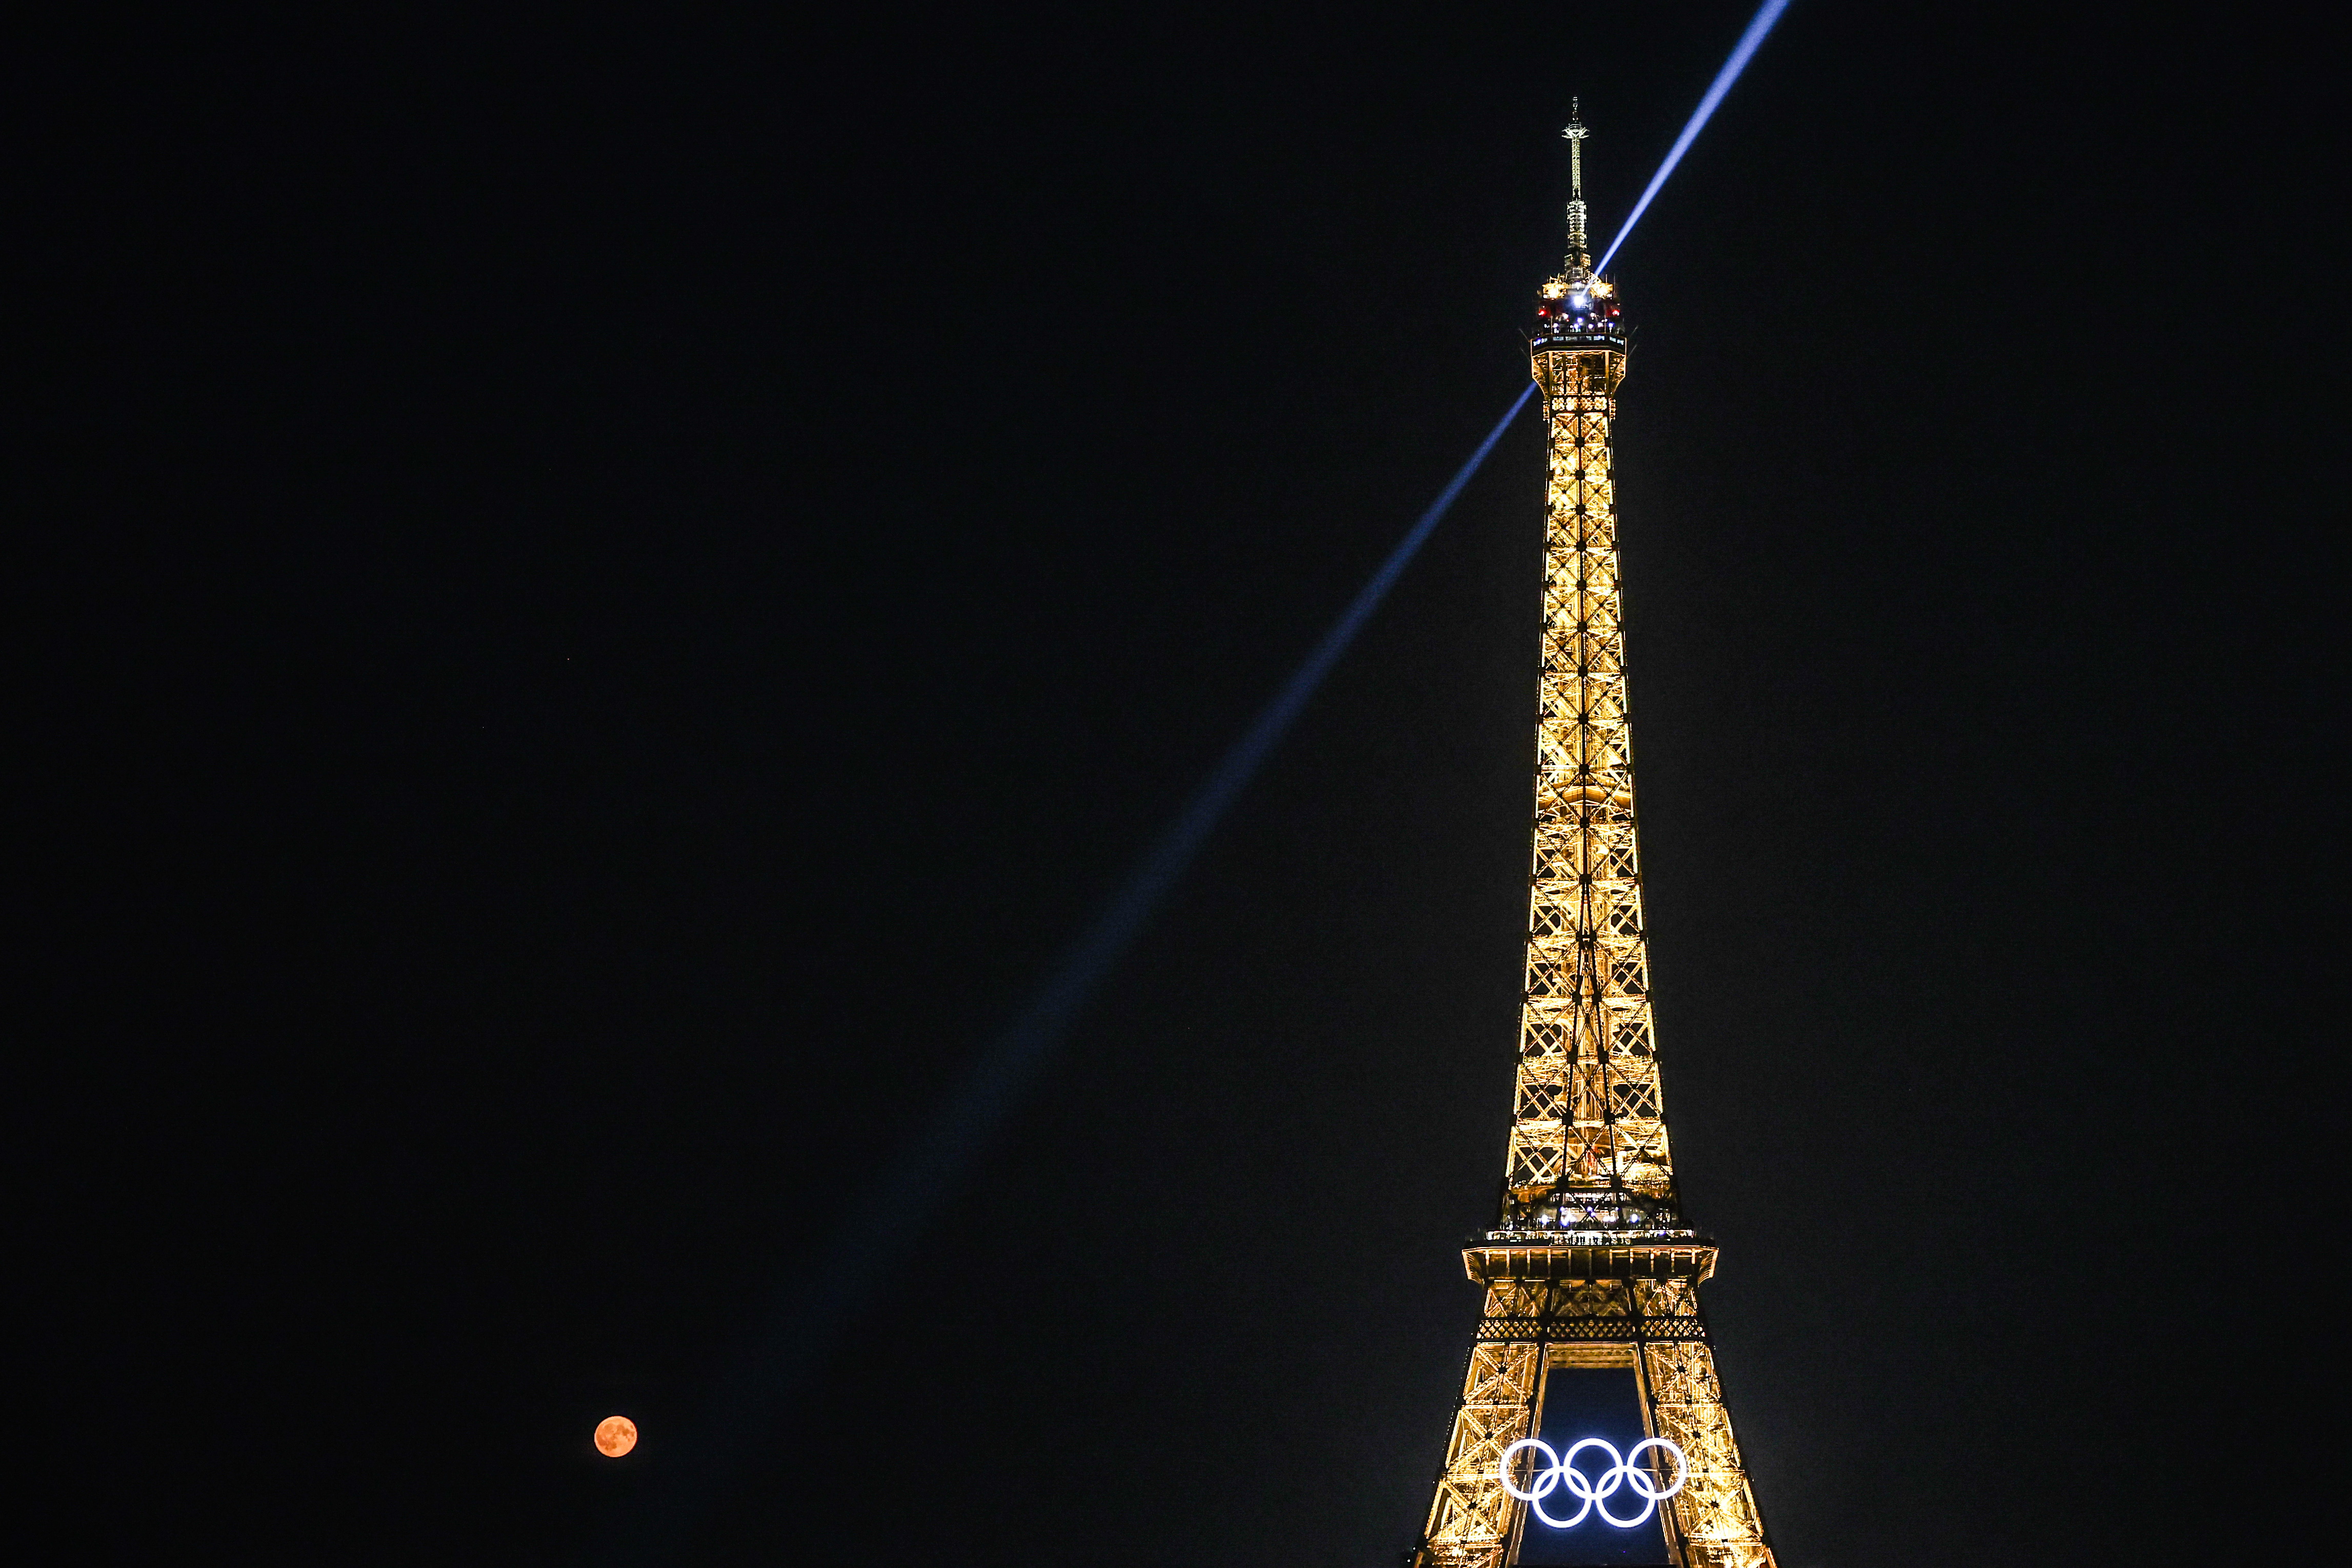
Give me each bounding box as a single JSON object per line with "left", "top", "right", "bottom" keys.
{"left": 837, "top": 380, "right": 1539, "bottom": 1256}
{"left": 607, "top": 381, "right": 1536, "bottom": 1562}
{"left": 1594, "top": 0, "right": 1791, "bottom": 276}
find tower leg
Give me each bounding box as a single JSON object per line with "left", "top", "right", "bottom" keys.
{"left": 1642, "top": 1342, "right": 1775, "bottom": 1568}
{"left": 1414, "top": 1341, "right": 1540, "bottom": 1568}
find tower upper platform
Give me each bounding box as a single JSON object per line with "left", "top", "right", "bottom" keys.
{"left": 1533, "top": 273, "right": 1626, "bottom": 354}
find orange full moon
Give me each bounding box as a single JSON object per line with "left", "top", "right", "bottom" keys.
{"left": 594, "top": 1416, "right": 638, "bottom": 1458}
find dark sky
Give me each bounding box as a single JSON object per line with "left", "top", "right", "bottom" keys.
{"left": 21, "top": 7, "right": 2339, "bottom": 1565}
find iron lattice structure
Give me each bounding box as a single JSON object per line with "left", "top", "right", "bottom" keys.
{"left": 1411, "top": 112, "right": 1776, "bottom": 1568}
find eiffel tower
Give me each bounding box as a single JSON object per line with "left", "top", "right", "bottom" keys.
{"left": 1409, "top": 108, "right": 1777, "bottom": 1568}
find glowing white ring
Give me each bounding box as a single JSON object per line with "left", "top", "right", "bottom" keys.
{"left": 1496, "top": 1434, "right": 1686, "bottom": 1529}
{"left": 1497, "top": 1439, "right": 1582, "bottom": 1527}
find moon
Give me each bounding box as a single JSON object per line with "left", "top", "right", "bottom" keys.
{"left": 594, "top": 1415, "right": 638, "bottom": 1458}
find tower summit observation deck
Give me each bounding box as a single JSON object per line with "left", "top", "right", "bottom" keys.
{"left": 1408, "top": 110, "right": 1778, "bottom": 1568}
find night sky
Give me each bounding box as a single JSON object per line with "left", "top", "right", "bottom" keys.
{"left": 22, "top": 7, "right": 2338, "bottom": 1565}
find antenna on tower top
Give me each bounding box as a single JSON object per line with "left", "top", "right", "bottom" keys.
{"left": 1562, "top": 101, "right": 1592, "bottom": 275}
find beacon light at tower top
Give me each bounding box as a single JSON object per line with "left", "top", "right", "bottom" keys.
{"left": 1535, "top": 273, "right": 1620, "bottom": 335}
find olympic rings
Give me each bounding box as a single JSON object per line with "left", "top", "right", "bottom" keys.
{"left": 1497, "top": 1435, "right": 1687, "bottom": 1529}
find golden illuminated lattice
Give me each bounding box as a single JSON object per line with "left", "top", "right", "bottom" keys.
{"left": 1409, "top": 111, "right": 1776, "bottom": 1568}
{"left": 1503, "top": 341, "right": 1677, "bottom": 1229}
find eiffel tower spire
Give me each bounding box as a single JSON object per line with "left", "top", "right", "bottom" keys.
{"left": 1409, "top": 117, "right": 1779, "bottom": 1568}
{"left": 1562, "top": 100, "right": 1591, "bottom": 274}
